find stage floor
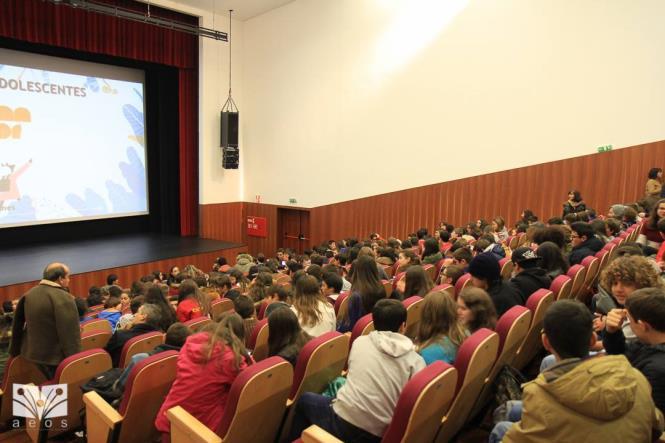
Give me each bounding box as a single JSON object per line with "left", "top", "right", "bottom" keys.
{"left": 0, "top": 234, "right": 241, "bottom": 287}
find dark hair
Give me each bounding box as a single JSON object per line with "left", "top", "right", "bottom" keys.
{"left": 225, "top": 289, "right": 241, "bottom": 302}
{"left": 421, "top": 238, "right": 440, "bottom": 260}
{"left": 351, "top": 255, "right": 386, "bottom": 314}
{"left": 106, "top": 273, "right": 118, "bottom": 286}
{"left": 536, "top": 242, "right": 570, "bottom": 275}
{"left": 416, "top": 228, "right": 428, "bottom": 240}
{"left": 543, "top": 300, "right": 593, "bottom": 359}
{"left": 130, "top": 295, "right": 145, "bottom": 314}
{"left": 233, "top": 295, "right": 255, "bottom": 319}
{"left": 322, "top": 272, "right": 343, "bottom": 294}
{"left": 547, "top": 217, "right": 564, "bottom": 225}
{"left": 404, "top": 265, "right": 434, "bottom": 297}
{"left": 144, "top": 285, "right": 177, "bottom": 331}
{"left": 625, "top": 288, "right": 665, "bottom": 332}
{"left": 267, "top": 285, "right": 290, "bottom": 302}
{"left": 267, "top": 307, "right": 311, "bottom": 359}
{"left": 372, "top": 299, "right": 407, "bottom": 332}
{"left": 442, "top": 265, "right": 464, "bottom": 285}
{"left": 306, "top": 264, "right": 323, "bottom": 282}
{"left": 130, "top": 281, "right": 146, "bottom": 297}
{"left": 452, "top": 247, "right": 472, "bottom": 264}
{"left": 568, "top": 190, "right": 582, "bottom": 203}
{"left": 248, "top": 272, "right": 274, "bottom": 302}
{"left": 43, "top": 263, "right": 67, "bottom": 282}
{"left": 459, "top": 288, "right": 497, "bottom": 332}
{"left": 104, "top": 296, "right": 121, "bottom": 309}
{"left": 648, "top": 199, "right": 665, "bottom": 230}
{"left": 606, "top": 218, "right": 622, "bottom": 236}
{"left": 589, "top": 219, "right": 607, "bottom": 239}
{"left": 75, "top": 297, "right": 88, "bottom": 320}
{"left": 211, "top": 274, "right": 232, "bottom": 290}
{"left": 165, "top": 323, "right": 193, "bottom": 347}
{"left": 648, "top": 167, "right": 662, "bottom": 180}
{"left": 108, "top": 285, "right": 122, "bottom": 298}
{"left": 87, "top": 286, "right": 103, "bottom": 307}
{"left": 2, "top": 300, "right": 13, "bottom": 314}
{"left": 532, "top": 226, "right": 566, "bottom": 249}
{"left": 570, "top": 222, "right": 594, "bottom": 241}
{"left": 439, "top": 231, "right": 451, "bottom": 242}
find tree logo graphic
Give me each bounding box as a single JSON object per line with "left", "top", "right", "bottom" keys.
{"left": 12, "top": 384, "right": 67, "bottom": 421}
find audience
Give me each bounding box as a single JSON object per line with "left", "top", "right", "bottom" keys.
{"left": 233, "top": 295, "right": 258, "bottom": 344}
{"left": 468, "top": 253, "right": 522, "bottom": 317}
{"left": 603, "top": 288, "right": 665, "bottom": 413}
{"left": 396, "top": 265, "right": 434, "bottom": 299}
{"left": 105, "top": 303, "right": 162, "bottom": 367}
{"left": 291, "top": 275, "right": 336, "bottom": 337}
{"left": 509, "top": 247, "right": 551, "bottom": 304}
{"left": 457, "top": 287, "right": 497, "bottom": 333}
{"left": 154, "top": 314, "right": 252, "bottom": 440}
{"left": 144, "top": 285, "right": 177, "bottom": 332}
{"left": 338, "top": 255, "right": 385, "bottom": 333}
{"left": 416, "top": 291, "right": 467, "bottom": 365}
{"left": 568, "top": 221, "right": 603, "bottom": 265}
{"left": 267, "top": 306, "right": 312, "bottom": 366}
{"left": 491, "top": 300, "right": 663, "bottom": 442}
{"left": 290, "top": 299, "right": 425, "bottom": 442}
{"left": 98, "top": 295, "right": 123, "bottom": 330}
{"left": 176, "top": 279, "right": 209, "bottom": 323}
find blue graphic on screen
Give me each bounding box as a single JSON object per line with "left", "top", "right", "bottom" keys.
{"left": 0, "top": 57, "right": 148, "bottom": 228}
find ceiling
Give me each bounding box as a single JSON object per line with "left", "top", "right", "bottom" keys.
{"left": 147, "top": 0, "right": 296, "bottom": 21}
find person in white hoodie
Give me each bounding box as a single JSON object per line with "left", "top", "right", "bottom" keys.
{"left": 289, "top": 299, "right": 426, "bottom": 442}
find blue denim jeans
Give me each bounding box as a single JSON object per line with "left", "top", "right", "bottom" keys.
{"left": 489, "top": 400, "right": 523, "bottom": 442}
{"left": 289, "top": 392, "right": 381, "bottom": 443}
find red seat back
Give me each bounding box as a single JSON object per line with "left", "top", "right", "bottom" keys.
{"left": 247, "top": 318, "right": 269, "bottom": 361}
{"left": 454, "top": 273, "right": 471, "bottom": 298}
{"left": 550, "top": 274, "right": 572, "bottom": 300}
{"left": 349, "top": 314, "right": 374, "bottom": 349}
{"left": 382, "top": 362, "right": 458, "bottom": 443}
{"left": 118, "top": 331, "right": 164, "bottom": 368}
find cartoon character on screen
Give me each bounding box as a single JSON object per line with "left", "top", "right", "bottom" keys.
{"left": 0, "top": 159, "right": 31, "bottom": 207}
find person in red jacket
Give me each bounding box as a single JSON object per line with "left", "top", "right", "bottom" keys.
{"left": 155, "top": 314, "right": 252, "bottom": 438}
{"left": 176, "top": 279, "right": 210, "bottom": 323}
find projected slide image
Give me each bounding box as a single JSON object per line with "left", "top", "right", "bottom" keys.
{"left": 0, "top": 57, "right": 148, "bottom": 228}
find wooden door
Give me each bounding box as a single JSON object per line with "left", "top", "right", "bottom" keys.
{"left": 277, "top": 209, "right": 310, "bottom": 254}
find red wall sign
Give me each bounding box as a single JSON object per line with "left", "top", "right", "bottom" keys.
{"left": 246, "top": 216, "right": 268, "bottom": 237}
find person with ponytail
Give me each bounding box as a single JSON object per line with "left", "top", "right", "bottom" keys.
{"left": 155, "top": 313, "right": 252, "bottom": 439}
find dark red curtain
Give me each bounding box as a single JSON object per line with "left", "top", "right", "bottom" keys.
{"left": 0, "top": 0, "right": 199, "bottom": 236}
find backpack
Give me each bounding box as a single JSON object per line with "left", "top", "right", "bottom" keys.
{"left": 80, "top": 367, "right": 124, "bottom": 405}
{"left": 494, "top": 365, "right": 526, "bottom": 406}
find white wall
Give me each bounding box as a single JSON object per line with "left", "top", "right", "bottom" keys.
{"left": 239, "top": 0, "right": 665, "bottom": 207}
{"left": 144, "top": 0, "right": 245, "bottom": 205}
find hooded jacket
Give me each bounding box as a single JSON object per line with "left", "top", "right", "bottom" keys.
{"left": 154, "top": 332, "right": 249, "bottom": 434}
{"left": 503, "top": 355, "right": 664, "bottom": 443}
{"left": 510, "top": 267, "right": 551, "bottom": 304}
{"left": 333, "top": 331, "right": 426, "bottom": 437}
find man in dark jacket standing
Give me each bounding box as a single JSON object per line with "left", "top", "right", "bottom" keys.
{"left": 510, "top": 247, "right": 552, "bottom": 304}
{"left": 9, "top": 263, "right": 81, "bottom": 379}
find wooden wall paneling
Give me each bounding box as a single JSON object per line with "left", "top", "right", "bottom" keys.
{"left": 199, "top": 202, "right": 244, "bottom": 243}
{"left": 0, "top": 246, "right": 247, "bottom": 302}
{"left": 307, "top": 140, "right": 665, "bottom": 243}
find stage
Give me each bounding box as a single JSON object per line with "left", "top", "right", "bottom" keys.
{"left": 0, "top": 234, "right": 246, "bottom": 300}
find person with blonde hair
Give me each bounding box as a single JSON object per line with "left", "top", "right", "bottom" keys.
{"left": 416, "top": 291, "right": 468, "bottom": 365}
{"left": 291, "top": 275, "right": 336, "bottom": 337}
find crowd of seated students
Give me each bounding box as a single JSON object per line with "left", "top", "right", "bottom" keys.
{"left": 4, "top": 184, "right": 665, "bottom": 442}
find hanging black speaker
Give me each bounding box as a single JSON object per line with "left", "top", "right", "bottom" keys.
{"left": 222, "top": 146, "right": 239, "bottom": 169}
{"left": 221, "top": 111, "right": 239, "bottom": 148}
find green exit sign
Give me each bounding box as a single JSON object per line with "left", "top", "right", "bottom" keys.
{"left": 289, "top": 198, "right": 297, "bottom": 204}
{"left": 597, "top": 144, "right": 613, "bottom": 153}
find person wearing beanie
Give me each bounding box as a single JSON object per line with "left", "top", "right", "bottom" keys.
{"left": 468, "top": 253, "right": 523, "bottom": 317}
{"left": 509, "top": 248, "right": 552, "bottom": 304}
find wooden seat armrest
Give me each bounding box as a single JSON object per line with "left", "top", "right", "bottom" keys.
{"left": 167, "top": 405, "right": 222, "bottom": 443}
{"left": 302, "top": 425, "right": 344, "bottom": 443}
{"left": 83, "top": 391, "right": 123, "bottom": 443}
{"left": 286, "top": 398, "right": 294, "bottom": 408}
{"left": 0, "top": 388, "right": 4, "bottom": 397}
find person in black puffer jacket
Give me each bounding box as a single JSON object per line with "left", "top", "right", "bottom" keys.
{"left": 568, "top": 222, "right": 604, "bottom": 265}
{"left": 603, "top": 288, "right": 665, "bottom": 414}
{"left": 509, "top": 247, "right": 552, "bottom": 304}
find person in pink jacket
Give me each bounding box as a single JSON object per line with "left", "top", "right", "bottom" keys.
{"left": 155, "top": 314, "right": 252, "bottom": 438}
